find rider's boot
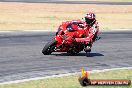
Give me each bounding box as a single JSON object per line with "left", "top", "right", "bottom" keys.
{"left": 84, "top": 46, "right": 91, "bottom": 53}
{"left": 84, "top": 42, "right": 92, "bottom": 53}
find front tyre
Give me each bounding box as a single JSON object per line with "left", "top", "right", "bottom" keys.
{"left": 42, "top": 40, "right": 56, "bottom": 55}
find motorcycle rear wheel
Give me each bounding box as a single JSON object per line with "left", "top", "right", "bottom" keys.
{"left": 42, "top": 40, "right": 56, "bottom": 55}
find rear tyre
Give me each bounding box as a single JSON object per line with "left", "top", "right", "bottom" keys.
{"left": 42, "top": 40, "right": 56, "bottom": 55}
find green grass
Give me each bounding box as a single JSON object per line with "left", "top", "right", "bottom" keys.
{"left": 0, "top": 69, "right": 132, "bottom": 88}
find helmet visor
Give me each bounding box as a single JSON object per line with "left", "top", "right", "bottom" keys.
{"left": 85, "top": 17, "right": 95, "bottom": 25}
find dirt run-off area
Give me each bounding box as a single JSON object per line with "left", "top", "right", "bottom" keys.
{"left": 0, "top": 2, "right": 132, "bottom": 31}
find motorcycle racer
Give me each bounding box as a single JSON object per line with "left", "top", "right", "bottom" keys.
{"left": 59, "top": 12, "right": 99, "bottom": 52}
{"left": 42, "top": 12, "right": 100, "bottom": 55}
{"left": 75, "top": 12, "right": 100, "bottom": 52}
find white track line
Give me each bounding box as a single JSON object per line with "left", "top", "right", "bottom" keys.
{"left": 0, "top": 67, "right": 132, "bottom": 85}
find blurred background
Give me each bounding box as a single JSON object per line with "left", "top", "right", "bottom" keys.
{"left": 0, "top": 0, "right": 132, "bottom": 31}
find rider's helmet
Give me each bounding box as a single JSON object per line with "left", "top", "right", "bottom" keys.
{"left": 85, "top": 12, "right": 96, "bottom": 26}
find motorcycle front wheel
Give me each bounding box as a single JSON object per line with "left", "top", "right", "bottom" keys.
{"left": 42, "top": 40, "right": 56, "bottom": 55}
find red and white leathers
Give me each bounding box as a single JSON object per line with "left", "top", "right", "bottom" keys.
{"left": 75, "top": 21, "right": 99, "bottom": 44}
{"left": 57, "top": 19, "right": 99, "bottom": 45}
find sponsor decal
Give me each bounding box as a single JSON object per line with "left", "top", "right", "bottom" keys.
{"left": 78, "top": 68, "right": 131, "bottom": 87}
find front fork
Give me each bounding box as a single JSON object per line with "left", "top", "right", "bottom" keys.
{"left": 54, "top": 35, "right": 66, "bottom": 52}
{"left": 54, "top": 35, "right": 63, "bottom": 46}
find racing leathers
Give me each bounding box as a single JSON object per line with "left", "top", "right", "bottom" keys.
{"left": 69, "top": 20, "right": 99, "bottom": 52}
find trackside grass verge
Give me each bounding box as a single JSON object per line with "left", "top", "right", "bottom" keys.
{"left": 0, "top": 2, "right": 132, "bottom": 31}
{"left": 0, "top": 69, "right": 132, "bottom": 88}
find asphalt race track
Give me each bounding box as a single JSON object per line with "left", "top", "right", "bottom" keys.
{"left": 0, "top": 31, "right": 132, "bottom": 82}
